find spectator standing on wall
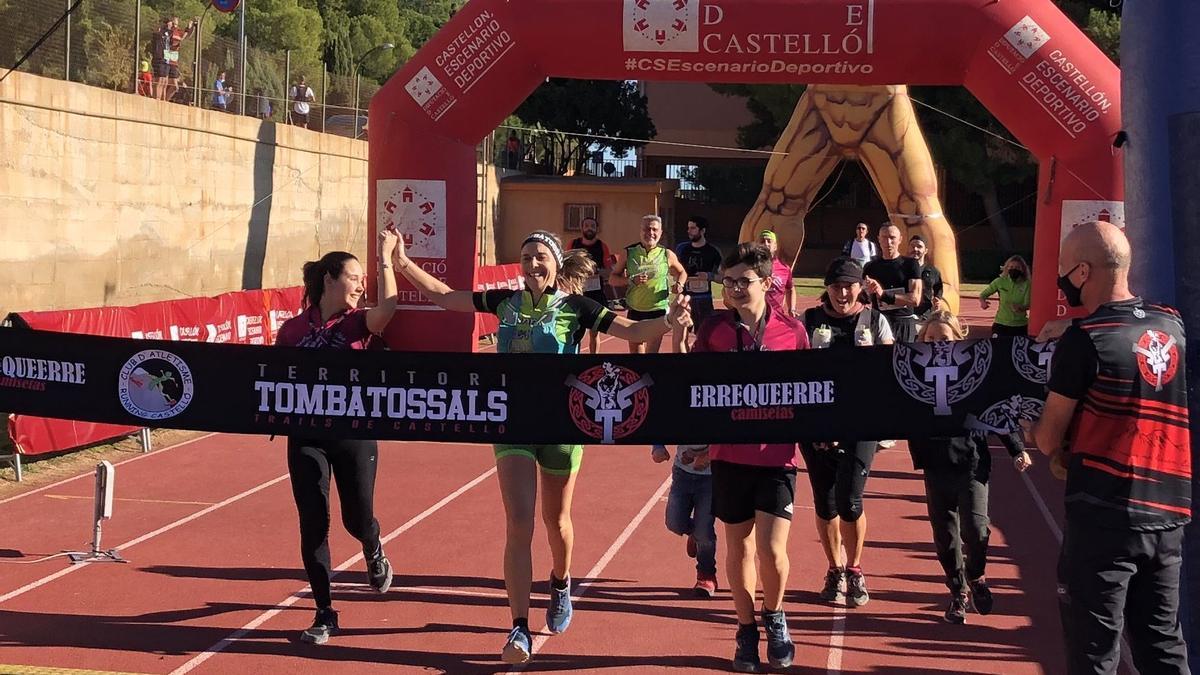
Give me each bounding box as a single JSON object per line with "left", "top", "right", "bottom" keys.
{"left": 212, "top": 71, "right": 232, "bottom": 112}
{"left": 255, "top": 88, "right": 273, "bottom": 120}
{"left": 291, "top": 76, "right": 316, "bottom": 129}
{"left": 151, "top": 19, "right": 172, "bottom": 100}
{"left": 136, "top": 60, "right": 153, "bottom": 97}
{"left": 165, "top": 16, "right": 197, "bottom": 103}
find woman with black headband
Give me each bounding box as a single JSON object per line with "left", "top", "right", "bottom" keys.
{"left": 394, "top": 229, "right": 690, "bottom": 665}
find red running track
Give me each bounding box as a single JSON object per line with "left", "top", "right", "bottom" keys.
{"left": 0, "top": 303, "right": 1112, "bottom": 674}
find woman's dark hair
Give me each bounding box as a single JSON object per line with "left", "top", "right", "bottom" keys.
{"left": 301, "top": 251, "right": 357, "bottom": 308}
{"left": 721, "top": 242, "right": 773, "bottom": 280}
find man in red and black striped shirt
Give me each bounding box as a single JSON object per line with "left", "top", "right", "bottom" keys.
{"left": 1035, "top": 221, "right": 1191, "bottom": 675}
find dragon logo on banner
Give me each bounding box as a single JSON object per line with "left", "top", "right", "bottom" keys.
{"left": 565, "top": 362, "right": 653, "bottom": 443}
{"left": 966, "top": 394, "right": 1044, "bottom": 438}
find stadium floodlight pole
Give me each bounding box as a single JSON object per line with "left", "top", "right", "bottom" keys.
{"left": 354, "top": 43, "right": 394, "bottom": 123}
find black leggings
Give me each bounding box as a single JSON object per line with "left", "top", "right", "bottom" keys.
{"left": 799, "top": 441, "right": 878, "bottom": 522}
{"left": 287, "top": 437, "right": 382, "bottom": 609}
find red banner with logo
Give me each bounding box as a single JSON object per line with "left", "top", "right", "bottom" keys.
{"left": 5, "top": 287, "right": 304, "bottom": 455}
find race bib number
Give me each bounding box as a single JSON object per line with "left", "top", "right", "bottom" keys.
{"left": 584, "top": 275, "right": 601, "bottom": 292}
{"left": 163, "top": 49, "right": 179, "bottom": 63}
{"left": 687, "top": 278, "right": 709, "bottom": 293}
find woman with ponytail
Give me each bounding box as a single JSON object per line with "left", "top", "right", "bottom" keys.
{"left": 394, "top": 229, "right": 691, "bottom": 665}
{"left": 272, "top": 228, "right": 402, "bottom": 645}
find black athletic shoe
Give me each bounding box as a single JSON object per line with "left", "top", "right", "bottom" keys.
{"left": 301, "top": 607, "right": 339, "bottom": 644}
{"left": 762, "top": 610, "right": 795, "bottom": 669}
{"left": 846, "top": 568, "right": 870, "bottom": 607}
{"left": 732, "top": 623, "right": 761, "bottom": 673}
{"left": 944, "top": 593, "right": 968, "bottom": 624}
{"left": 969, "top": 577, "right": 993, "bottom": 615}
{"left": 368, "top": 552, "right": 393, "bottom": 593}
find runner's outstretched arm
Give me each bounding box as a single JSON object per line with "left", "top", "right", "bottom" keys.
{"left": 393, "top": 238, "right": 476, "bottom": 313}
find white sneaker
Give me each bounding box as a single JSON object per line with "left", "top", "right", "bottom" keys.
{"left": 878, "top": 440, "right": 897, "bottom": 449}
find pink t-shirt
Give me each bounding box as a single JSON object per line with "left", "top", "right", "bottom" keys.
{"left": 765, "top": 258, "right": 792, "bottom": 315}
{"left": 692, "top": 306, "right": 808, "bottom": 468}
{"left": 274, "top": 305, "right": 379, "bottom": 350}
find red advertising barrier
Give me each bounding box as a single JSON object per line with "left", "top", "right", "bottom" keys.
{"left": 5, "top": 287, "right": 304, "bottom": 455}
{"left": 473, "top": 263, "right": 523, "bottom": 339}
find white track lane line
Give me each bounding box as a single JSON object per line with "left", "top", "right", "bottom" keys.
{"left": 518, "top": 474, "right": 673, "bottom": 668}
{"left": 0, "top": 472, "right": 289, "bottom": 605}
{"left": 169, "top": 466, "right": 498, "bottom": 675}
{"left": 0, "top": 433, "right": 219, "bottom": 506}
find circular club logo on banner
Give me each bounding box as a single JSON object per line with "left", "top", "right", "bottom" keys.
{"left": 211, "top": 0, "right": 241, "bottom": 13}
{"left": 1011, "top": 336, "right": 1055, "bottom": 385}
{"left": 1133, "top": 329, "right": 1179, "bottom": 391}
{"left": 118, "top": 349, "right": 194, "bottom": 420}
{"left": 893, "top": 340, "right": 992, "bottom": 415}
{"left": 565, "top": 362, "right": 653, "bottom": 444}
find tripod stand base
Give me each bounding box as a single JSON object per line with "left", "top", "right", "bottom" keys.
{"left": 66, "top": 549, "right": 127, "bottom": 564}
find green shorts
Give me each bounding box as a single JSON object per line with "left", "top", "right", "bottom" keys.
{"left": 494, "top": 444, "right": 583, "bottom": 475}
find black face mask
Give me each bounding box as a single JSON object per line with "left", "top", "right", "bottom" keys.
{"left": 1008, "top": 269, "right": 1025, "bottom": 282}
{"left": 1057, "top": 264, "right": 1084, "bottom": 307}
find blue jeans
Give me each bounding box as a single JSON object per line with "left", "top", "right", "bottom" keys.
{"left": 665, "top": 465, "right": 717, "bottom": 575}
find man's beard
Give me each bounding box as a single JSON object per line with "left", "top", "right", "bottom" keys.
{"left": 689, "top": 233, "right": 702, "bottom": 243}
{"left": 582, "top": 230, "right": 597, "bottom": 240}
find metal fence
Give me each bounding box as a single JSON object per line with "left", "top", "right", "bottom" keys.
{"left": 1, "top": 3, "right": 651, "bottom": 174}
{"left": 0, "top": 0, "right": 374, "bottom": 137}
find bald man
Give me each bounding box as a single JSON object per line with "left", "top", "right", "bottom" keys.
{"left": 1034, "top": 221, "right": 1191, "bottom": 675}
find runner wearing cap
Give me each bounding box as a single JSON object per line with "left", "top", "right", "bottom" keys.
{"left": 801, "top": 257, "right": 893, "bottom": 609}
{"left": 393, "top": 229, "right": 691, "bottom": 665}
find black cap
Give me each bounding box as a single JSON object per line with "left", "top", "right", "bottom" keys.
{"left": 824, "top": 257, "right": 863, "bottom": 286}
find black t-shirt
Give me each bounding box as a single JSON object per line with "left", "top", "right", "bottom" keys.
{"left": 569, "top": 237, "right": 609, "bottom": 269}
{"left": 1047, "top": 324, "right": 1099, "bottom": 399}
{"left": 917, "top": 263, "right": 944, "bottom": 315}
{"left": 864, "top": 256, "right": 922, "bottom": 319}
{"left": 674, "top": 242, "right": 722, "bottom": 296}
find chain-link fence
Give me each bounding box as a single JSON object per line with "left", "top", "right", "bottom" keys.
{"left": 0, "top": 0, "right": 374, "bottom": 138}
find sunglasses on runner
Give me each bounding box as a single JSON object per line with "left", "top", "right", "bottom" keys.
{"left": 720, "top": 275, "right": 763, "bottom": 292}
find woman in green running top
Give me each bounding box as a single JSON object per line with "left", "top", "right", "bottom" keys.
{"left": 394, "top": 229, "right": 690, "bottom": 665}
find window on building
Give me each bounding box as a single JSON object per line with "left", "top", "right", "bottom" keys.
{"left": 564, "top": 203, "right": 600, "bottom": 231}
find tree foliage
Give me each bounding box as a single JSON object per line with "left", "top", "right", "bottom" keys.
{"left": 514, "top": 78, "right": 657, "bottom": 176}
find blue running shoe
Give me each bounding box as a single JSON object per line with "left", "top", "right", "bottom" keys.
{"left": 763, "top": 610, "right": 794, "bottom": 669}
{"left": 501, "top": 625, "right": 532, "bottom": 665}
{"left": 546, "top": 576, "right": 573, "bottom": 634}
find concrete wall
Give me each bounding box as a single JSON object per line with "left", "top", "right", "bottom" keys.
{"left": 0, "top": 71, "right": 369, "bottom": 315}
{"left": 496, "top": 176, "right": 679, "bottom": 264}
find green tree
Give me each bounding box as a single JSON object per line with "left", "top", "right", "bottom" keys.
{"left": 514, "top": 78, "right": 656, "bottom": 176}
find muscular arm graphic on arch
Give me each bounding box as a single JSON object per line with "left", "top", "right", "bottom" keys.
{"left": 739, "top": 85, "right": 961, "bottom": 313}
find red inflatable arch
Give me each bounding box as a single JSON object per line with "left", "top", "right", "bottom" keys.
{"left": 370, "top": 0, "right": 1120, "bottom": 352}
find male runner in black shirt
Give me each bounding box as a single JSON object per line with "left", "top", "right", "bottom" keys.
{"left": 863, "top": 223, "right": 923, "bottom": 342}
